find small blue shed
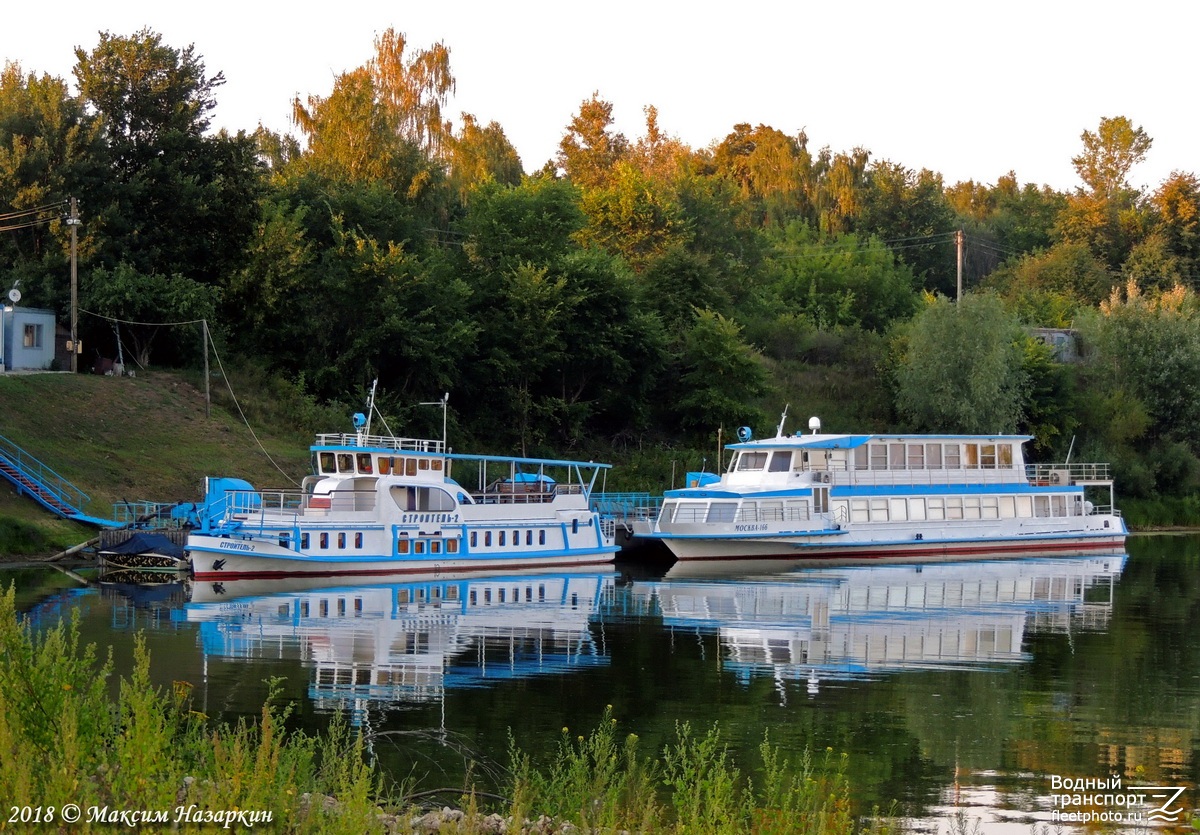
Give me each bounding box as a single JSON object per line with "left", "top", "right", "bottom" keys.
{"left": 1, "top": 306, "right": 58, "bottom": 371}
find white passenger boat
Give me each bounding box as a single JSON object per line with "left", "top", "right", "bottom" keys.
{"left": 634, "top": 412, "right": 1126, "bottom": 561}
{"left": 187, "top": 389, "right": 617, "bottom": 579}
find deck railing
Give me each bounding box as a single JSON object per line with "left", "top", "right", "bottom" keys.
{"left": 1025, "top": 462, "right": 1112, "bottom": 484}
{"left": 314, "top": 433, "right": 444, "bottom": 453}
{"left": 591, "top": 492, "right": 664, "bottom": 522}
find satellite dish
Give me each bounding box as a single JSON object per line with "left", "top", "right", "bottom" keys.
{"left": 7, "top": 288, "right": 20, "bottom": 304}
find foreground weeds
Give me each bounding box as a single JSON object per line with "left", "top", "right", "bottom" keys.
{"left": 0, "top": 585, "right": 902, "bottom": 833}
{"left": 506, "top": 708, "right": 901, "bottom": 834}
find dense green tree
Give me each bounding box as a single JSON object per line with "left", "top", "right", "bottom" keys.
{"left": 892, "top": 292, "right": 1026, "bottom": 433}
{"left": 81, "top": 262, "right": 217, "bottom": 368}
{"left": 763, "top": 222, "right": 919, "bottom": 332}
{"left": 1121, "top": 233, "right": 1183, "bottom": 292}
{"left": 549, "top": 249, "right": 667, "bottom": 446}
{"left": 858, "top": 161, "right": 956, "bottom": 295}
{"left": 1147, "top": 172, "right": 1200, "bottom": 285}
{"left": 1018, "top": 336, "right": 1077, "bottom": 458}
{"left": 672, "top": 309, "right": 768, "bottom": 440}
{"left": 990, "top": 174, "right": 1065, "bottom": 256}
{"left": 988, "top": 241, "right": 1115, "bottom": 318}
{"left": 73, "top": 29, "right": 263, "bottom": 286}
{"left": 638, "top": 245, "right": 729, "bottom": 334}
{"left": 576, "top": 161, "right": 688, "bottom": 269}
{"left": 0, "top": 62, "right": 105, "bottom": 306}
{"left": 1087, "top": 282, "right": 1200, "bottom": 446}
{"left": 222, "top": 196, "right": 314, "bottom": 356}
{"left": 457, "top": 176, "right": 585, "bottom": 273}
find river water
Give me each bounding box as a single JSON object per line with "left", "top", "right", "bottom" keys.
{"left": 6, "top": 534, "right": 1198, "bottom": 832}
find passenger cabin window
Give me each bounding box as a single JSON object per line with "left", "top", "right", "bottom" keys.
{"left": 869, "top": 444, "right": 887, "bottom": 470}
{"left": 406, "top": 458, "right": 418, "bottom": 476}
{"left": 963, "top": 444, "right": 979, "bottom": 469}
{"left": 337, "top": 453, "right": 353, "bottom": 472}
{"left": 707, "top": 503, "right": 737, "bottom": 523}
{"left": 926, "top": 444, "right": 942, "bottom": 468}
{"left": 390, "top": 485, "right": 456, "bottom": 512}
{"left": 998, "top": 444, "right": 1013, "bottom": 467}
{"left": 768, "top": 451, "right": 791, "bottom": 472}
{"left": 319, "top": 452, "right": 336, "bottom": 473}
{"left": 378, "top": 457, "right": 392, "bottom": 475}
{"left": 907, "top": 445, "right": 924, "bottom": 469}
{"left": 737, "top": 452, "right": 768, "bottom": 471}
{"left": 356, "top": 453, "right": 373, "bottom": 473}
{"left": 944, "top": 444, "right": 961, "bottom": 468}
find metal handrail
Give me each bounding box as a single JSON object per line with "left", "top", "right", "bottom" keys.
{"left": 0, "top": 433, "right": 90, "bottom": 512}
{"left": 314, "top": 433, "right": 444, "bottom": 453}
{"left": 1025, "top": 462, "right": 1113, "bottom": 483}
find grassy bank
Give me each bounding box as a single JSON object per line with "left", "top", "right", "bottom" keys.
{"left": 0, "top": 586, "right": 899, "bottom": 834}
{"left": 0, "top": 370, "right": 323, "bottom": 553}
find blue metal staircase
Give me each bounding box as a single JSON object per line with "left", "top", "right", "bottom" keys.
{"left": 0, "top": 434, "right": 117, "bottom": 527}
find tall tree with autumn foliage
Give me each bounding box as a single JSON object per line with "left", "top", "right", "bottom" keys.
{"left": 1057, "top": 116, "right": 1152, "bottom": 269}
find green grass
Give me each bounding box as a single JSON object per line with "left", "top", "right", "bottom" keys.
{"left": 0, "top": 368, "right": 328, "bottom": 552}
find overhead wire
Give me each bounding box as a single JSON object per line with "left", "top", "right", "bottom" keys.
{"left": 202, "top": 322, "right": 298, "bottom": 485}
{"left": 80, "top": 309, "right": 206, "bottom": 327}
{"left": 0, "top": 201, "right": 65, "bottom": 222}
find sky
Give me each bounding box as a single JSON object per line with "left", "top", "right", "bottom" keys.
{"left": 2, "top": 0, "right": 1196, "bottom": 194}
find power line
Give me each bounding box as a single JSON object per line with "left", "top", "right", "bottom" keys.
{"left": 0, "top": 201, "right": 65, "bottom": 222}
{"left": 0, "top": 218, "right": 60, "bottom": 233}
{"left": 80, "top": 309, "right": 207, "bottom": 327}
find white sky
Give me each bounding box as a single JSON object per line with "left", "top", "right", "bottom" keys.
{"left": 3, "top": 0, "right": 1196, "bottom": 193}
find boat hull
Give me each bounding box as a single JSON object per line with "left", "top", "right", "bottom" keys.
{"left": 99, "top": 551, "right": 189, "bottom": 571}
{"left": 188, "top": 534, "right": 617, "bottom": 580}
{"left": 647, "top": 529, "right": 1127, "bottom": 562}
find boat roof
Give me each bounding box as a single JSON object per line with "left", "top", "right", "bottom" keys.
{"left": 726, "top": 432, "right": 1033, "bottom": 451}
{"left": 311, "top": 436, "right": 610, "bottom": 470}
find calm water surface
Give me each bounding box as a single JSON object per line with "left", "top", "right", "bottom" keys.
{"left": 7, "top": 534, "right": 1198, "bottom": 832}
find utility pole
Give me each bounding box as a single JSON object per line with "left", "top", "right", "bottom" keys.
{"left": 955, "top": 229, "right": 964, "bottom": 303}
{"left": 202, "top": 319, "right": 210, "bottom": 418}
{"left": 68, "top": 198, "right": 80, "bottom": 372}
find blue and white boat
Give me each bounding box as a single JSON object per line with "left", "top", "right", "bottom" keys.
{"left": 187, "top": 389, "right": 617, "bottom": 580}
{"left": 635, "top": 412, "right": 1126, "bottom": 562}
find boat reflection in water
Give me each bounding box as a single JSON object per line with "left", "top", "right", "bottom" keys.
{"left": 629, "top": 553, "right": 1125, "bottom": 697}
{"left": 181, "top": 569, "right": 615, "bottom": 721}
